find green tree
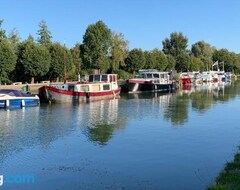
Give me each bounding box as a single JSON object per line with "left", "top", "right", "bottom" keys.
{"left": 0, "top": 19, "right": 7, "bottom": 40}
{"left": 165, "top": 55, "right": 176, "bottom": 71}
{"left": 149, "top": 49, "right": 168, "bottom": 71}
{"left": 46, "top": 43, "right": 73, "bottom": 81}
{"left": 144, "top": 51, "right": 152, "bottom": 69}
{"left": 191, "top": 41, "right": 215, "bottom": 70}
{"left": 8, "top": 28, "right": 21, "bottom": 53}
{"left": 189, "top": 56, "right": 204, "bottom": 71}
{"left": 162, "top": 32, "right": 188, "bottom": 57}
{"left": 37, "top": 20, "right": 52, "bottom": 46}
{"left": 162, "top": 32, "right": 189, "bottom": 72}
{"left": 109, "top": 32, "right": 128, "bottom": 73}
{"left": 70, "top": 43, "right": 82, "bottom": 74}
{"left": 175, "top": 53, "right": 191, "bottom": 72}
{"left": 125, "top": 48, "right": 145, "bottom": 73}
{"left": 213, "top": 49, "right": 233, "bottom": 72}
{"left": 82, "top": 20, "right": 112, "bottom": 73}
{"left": 0, "top": 40, "right": 16, "bottom": 84}
{"left": 16, "top": 39, "right": 51, "bottom": 83}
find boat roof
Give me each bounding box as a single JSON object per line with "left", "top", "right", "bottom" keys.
{"left": 0, "top": 89, "right": 35, "bottom": 97}
{"left": 139, "top": 69, "right": 169, "bottom": 74}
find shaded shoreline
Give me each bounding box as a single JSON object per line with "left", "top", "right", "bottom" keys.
{"left": 207, "top": 148, "right": 240, "bottom": 190}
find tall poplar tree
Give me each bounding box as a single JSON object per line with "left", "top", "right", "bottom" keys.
{"left": 109, "top": 32, "right": 128, "bottom": 73}
{"left": 37, "top": 20, "right": 52, "bottom": 46}
{"left": 0, "top": 20, "right": 7, "bottom": 40}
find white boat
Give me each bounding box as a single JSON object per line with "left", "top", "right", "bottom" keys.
{"left": 0, "top": 89, "right": 40, "bottom": 109}
{"left": 127, "top": 70, "right": 176, "bottom": 93}
{"left": 39, "top": 74, "right": 121, "bottom": 103}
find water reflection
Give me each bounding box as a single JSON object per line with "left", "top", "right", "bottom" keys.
{"left": 0, "top": 107, "right": 41, "bottom": 163}
{"left": 83, "top": 99, "right": 126, "bottom": 145}
{"left": 1, "top": 81, "right": 240, "bottom": 164}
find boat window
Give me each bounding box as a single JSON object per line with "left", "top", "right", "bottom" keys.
{"left": 141, "top": 74, "right": 145, "bottom": 78}
{"left": 159, "top": 74, "right": 164, "bottom": 78}
{"left": 94, "top": 75, "right": 101, "bottom": 81}
{"left": 103, "top": 84, "right": 110, "bottom": 90}
{"left": 89, "top": 75, "right": 94, "bottom": 82}
{"left": 153, "top": 73, "right": 159, "bottom": 78}
{"left": 146, "top": 73, "right": 152, "bottom": 78}
{"left": 94, "top": 75, "right": 100, "bottom": 81}
{"left": 101, "top": 75, "right": 108, "bottom": 82}
{"left": 68, "top": 85, "right": 74, "bottom": 92}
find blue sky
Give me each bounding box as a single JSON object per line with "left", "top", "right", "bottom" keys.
{"left": 1, "top": 0, "right": 240, "bottom": 53}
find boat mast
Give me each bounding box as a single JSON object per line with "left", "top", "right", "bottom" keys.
{"left": 64, "top": 42, "right": 66, "bottom": 84}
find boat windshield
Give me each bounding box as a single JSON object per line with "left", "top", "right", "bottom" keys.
{"left": 146, "top": 73, "right": 153, "bottom": 78}
{"left": 0, "top": 89, "right": 34, "bottom": 97}
{"left": 102, "top": 75, "right": 108, "bottom": 82}
{"left": 89, "top": 74, "right": 109, "bottom": 82}
{"left": 94, "top": 75, "right": 101, "bottom": 81}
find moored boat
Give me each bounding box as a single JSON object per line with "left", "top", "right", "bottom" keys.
{"left": 180, "top": 72, "right": 192, "bottom": 85}
{"left": 39, "top": 74, "right": 121, "bottom": 103}
{"left": 127, "top": 70, "right": 176, "bottom": 93}
{"left": 0, "top": 89, "right": 40, "bottom": 109}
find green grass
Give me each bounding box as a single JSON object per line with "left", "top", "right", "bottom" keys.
{"left": 207, "top": 151, "right": 240, "bottom": 190}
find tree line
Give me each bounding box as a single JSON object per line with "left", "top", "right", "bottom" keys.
{"left": 1, "top": 19, "right": 240, "bottom": 84}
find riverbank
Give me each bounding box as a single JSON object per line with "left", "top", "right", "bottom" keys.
{"left": 207, "top": 148, "right": 240, "bottom": 190}
{"left": 0, "top": 83, "right": 48, "bottom": 94}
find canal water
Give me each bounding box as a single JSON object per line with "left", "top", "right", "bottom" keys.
{"left": 1, "top": 81, "right": 240, "bottom": 190}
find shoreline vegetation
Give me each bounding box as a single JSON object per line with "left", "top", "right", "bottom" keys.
{"left": 1, "top": 19, "right": 240, "bottom": 87}
{"left": 208, "top": 148, "right": 240, "bottom": 190}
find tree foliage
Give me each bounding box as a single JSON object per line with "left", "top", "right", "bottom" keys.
{"left": 125, "top": 48, "right": 145, "bottom": 73}
{"left": 2, "top": 18, "right": 240, "bottom": 84}
{"left": 146, "top": 49, "right": 168, "bottom": 71}
{"left": 212, "top": 49, "right": 239, "bottom": 72}
{"left": 189, "top": 56, "right": 204, "bottom": 71}
{"left": 162, "top": 32, "right": 189, "bottom": 72}
{"left": 16, "top": 39, "right": 51, "bottom": 82}
{"left": 109, "top": 32, "right": 128, "bottom": 73}
{"left": 162, "top": 32, "right": 188, "bottom": 57}
{"left": 191, "top": 41, "right": 215, "bottom": 70}
{"left": 70, "top": 43, "right": 82, "bottom": 74}
{"left": 37, "top": 20, "right": 52, "bottom": 46}
{"left": 165, "top": 55, "right": 176, "bottom": 71}
{"left": 0, "top": 20, "right": 7, "bottom": 40}
{"left": 82, "top": 20, "right": 112, "bottom": 73}
{"left": 46, "top": 43, "right": 73, "bottom": 81}
{"left": 0, "top": 40, "right": 16, "bottom": 84}
{"left": 175, "top": 53, "right": 191, "bottom": 72}
{"left": 8, "top": 28, "right": 21, "bottom": 53}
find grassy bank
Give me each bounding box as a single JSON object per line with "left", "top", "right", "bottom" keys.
{"left": 207, "top": 148, "right": 240, "bottom": 190}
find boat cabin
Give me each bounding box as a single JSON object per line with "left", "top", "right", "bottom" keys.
{"left": 139, "top": 71, "right": 170, "bottom": 84}
{"left": 88, "top": 74, "right": 117, "bottom": 83}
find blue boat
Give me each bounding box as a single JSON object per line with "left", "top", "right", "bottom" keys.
{"left": 0, "top": 89, "right": 40, "bottom": 109}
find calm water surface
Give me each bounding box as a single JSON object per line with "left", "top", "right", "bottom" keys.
{"left": 1, "top": 81, "right": 240, "bottom": 190}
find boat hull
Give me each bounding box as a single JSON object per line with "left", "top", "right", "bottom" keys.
{"left": 127, "top": 80, "right": 176, "bottom": 93}
{"left": 42, "top": 86, "right": 121, "bottom": 103}
{"left": 0, "top": 98, "right": 39, "bottom": 109}
{"left": 0, "top": 89, "right": 40, "bottom": 109}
